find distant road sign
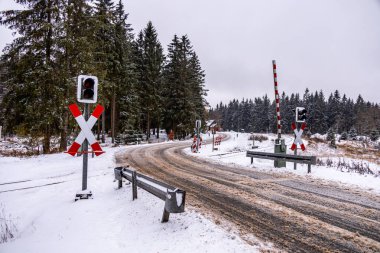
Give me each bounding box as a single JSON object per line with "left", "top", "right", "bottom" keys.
{"left": 196, "top": 120, "right": 201, "bottom": 129}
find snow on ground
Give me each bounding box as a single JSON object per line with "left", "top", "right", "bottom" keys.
{"left": 190, "top": 131, "right": 380, "bottom": 194}
{"left": 0, "top": 144, "right": 260, "bottom": 253}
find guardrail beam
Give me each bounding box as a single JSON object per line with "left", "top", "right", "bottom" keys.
{"left": 246, "top": 151, "right": 317, "bottom": 173}
{"left": 114, "top": 167, "right": 186, "bottom": 222}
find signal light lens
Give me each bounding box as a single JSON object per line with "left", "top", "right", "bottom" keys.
{"left": 83, "top": 89, "right": 94, "bottom": 99}
{"left": 83, "top": 78, "right": 94, "bottom": 88}
{"left": 83, "top": 78, "right": 95, "bottom": 99}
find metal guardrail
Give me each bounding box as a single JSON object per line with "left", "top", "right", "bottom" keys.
{"left": 114, "top": 167, "right": 186, "bottom": 222}
{"left": 246, "top": 150, "right": 317, "bottom": 173}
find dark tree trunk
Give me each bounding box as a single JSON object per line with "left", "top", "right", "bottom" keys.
{"left": 156, "top": 115, "right": 160, "bottom": 138}
{"left": 102, "top": 110, "right": 105, "bottom": 143}
{"left": 146, "top": 112, "right": 150, "bottom": 139}
{"left": 59, "top": 110, "right": 68, "bottom": 151}
{"left": 43, "top": 126, "right": 51, "bottom": 154}
{"left": 112, "top": 93, "right": 116, "bottom": 144}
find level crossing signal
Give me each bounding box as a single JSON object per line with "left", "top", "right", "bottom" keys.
{"left": 291, "top": 122, "right": 306, "bottom": 151}
{"left": 77, "top": 75, "right": 98, "bottom": 104}
{"left": 296, "top": 107, "right": 307, "bottom": 123}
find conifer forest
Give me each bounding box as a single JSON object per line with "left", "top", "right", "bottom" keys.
{"left": 0, "top": 0, "right": 206, "bottom": 153}
{"left": 210, "top": 90, "right": 380, "bottom": 139}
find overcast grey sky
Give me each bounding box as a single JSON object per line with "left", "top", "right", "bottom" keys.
{"left": 1, "top": 0, "right": 380, "bottom": 107}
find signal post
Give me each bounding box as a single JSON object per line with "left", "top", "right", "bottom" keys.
{"left": 292, "top": 107, "right": 307, "bottom": 170}
{"left": 66, "top": 75, "right": 103, "bottom": 201}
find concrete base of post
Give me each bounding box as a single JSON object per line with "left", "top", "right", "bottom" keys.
{"left": 75, "top": 189, "right": 93, "bottom": 201}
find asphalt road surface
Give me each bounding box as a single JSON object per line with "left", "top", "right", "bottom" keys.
{"left": 116, "top": 139, "right": 380, "bottom": 253}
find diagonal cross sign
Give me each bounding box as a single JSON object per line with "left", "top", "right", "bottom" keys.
{"left": 66, "top": 104, "right": 104, "bottom": 156}
{"left": 290, "top": 122, "right": 306, "bottom": 151}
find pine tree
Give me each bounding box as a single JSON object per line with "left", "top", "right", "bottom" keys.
{"left": 354, "top": 95, "right": 366, "bottom": 135}
{"left": 327, "top": 128, "right": 337, "bottom": 148}
{"left": 1, "top": 0, "right": 62, "bottom": 153}
{"left": 213, "top": 89, "right": 379, "bottom": 138}
{"left": 369, "top": 129, "right": 379, "bottom": 142}
{"left": 115, "top": 0, "right": 138, "bottom": 133}
{"left": 348, "top": 127, "right": 358, "bottom": 140}
{"left": 162, "top": 34, "right": 206, "bottom": 138}
{"left": 340, "top": 131, "right": 348, "bottom": 140}
{"left": 110, "top": 0, "right": 135, "bottom": 140}
{"left": 135, "top": 21, "right": 165, "bottom": 139}
{"left": 56, "top": 0, "right": 97, "bottom": 150}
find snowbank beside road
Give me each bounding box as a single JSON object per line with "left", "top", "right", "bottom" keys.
{"left": 189, "top": 132, "right": 380, "bottom": 194}
{"left": 0, "top": 145, "right": 258, "bottom": 253}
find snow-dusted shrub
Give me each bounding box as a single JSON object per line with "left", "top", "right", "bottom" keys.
{"left": 249, "top": 134, "right": 268, "bottom": 142}
{"left": 316, "top": 158, "right": 325, "bottom": 166}
{"left": 319, "top": 158, "right": 374, "bottom": 175}
{"left": 0, "top": 205, "right": 18, "bottom": 244}
{"left": 326, "top": 128, "right": 335, "bottom": 141}
{"left": 348, "top": 127, "right": 357, "bottom": 140}
{"left": 340, "top": 132, "right": 348, "bottom": 141}
{"left": 320, "top": 158, "right": 334, "bottom": 167}
{"left": 345, "top": 160, "right": 373, "bottom": 175}
{"left": 370, "top": 129, "right": 379, "bottom": 142}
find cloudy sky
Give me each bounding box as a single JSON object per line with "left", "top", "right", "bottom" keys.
{"left": 1, "top": 0, "right": 379, "bottom": 107}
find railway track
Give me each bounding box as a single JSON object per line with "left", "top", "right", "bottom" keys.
{"left": 116, "top": 140, "right": 380, "bottom": 252}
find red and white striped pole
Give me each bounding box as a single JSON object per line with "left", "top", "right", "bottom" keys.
{"left": 272, "top": 60, "right": 282, "bottom": 140}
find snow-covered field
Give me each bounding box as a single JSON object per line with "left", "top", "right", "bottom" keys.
{"left": 1, "top": 131, "right": 379, "bottom": 252}
{"left": 190, "top": 132, "right": 380, "bottom": 194}
{"left": 0, "top": 143, "right": 260, "bottom": 253}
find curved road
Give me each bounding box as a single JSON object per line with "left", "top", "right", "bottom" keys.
{"left": 116, "top": 138, "right": 380, "bottom": 252}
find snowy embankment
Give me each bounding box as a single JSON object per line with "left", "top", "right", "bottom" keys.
{"left": 0, "top": 144, "right": 257, "bottom": 253}
{"left": 190, "top": 132, "right": 380, "bottom": 194}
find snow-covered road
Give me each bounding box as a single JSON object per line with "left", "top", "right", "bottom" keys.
{"left": 117, "top": 133, "right": 380, "bottom": 252}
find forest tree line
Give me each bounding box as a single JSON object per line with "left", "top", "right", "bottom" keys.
{"left": 209, "top": 89, "right": 380, "bottom": 139}
{"left": 0, "top": 0, "right": 207, "bottom": 153}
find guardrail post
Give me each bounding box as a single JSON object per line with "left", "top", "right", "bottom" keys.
{"left": 308, "top": 163, "right": 311, "bottom": 173}
{"left": 132, "top": 170, "right": 137, "bottom": 200}
{"left": 114, "top": 167, "right": 123, "bottom": 189}
{"left": 162, "top": 209, "right": 170, "bottom": 223}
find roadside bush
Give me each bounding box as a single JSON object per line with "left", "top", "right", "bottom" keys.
{"left": 326, "top": 128, "right": 335, "bottom": 141}
{"left": 317, "top": 158, "right": 374, "bottom": 175}
{"left": 249, "top": 134, "right": 268, "bottom": 142}
{"left": 340, "top": 132, "right": 348, "bottom": 141}
{"left": 348, "top": 127, "right": 357, "bottom": 140}
{"left": 0, "top": 205, "right": 18, "bottom": 244}
{"left": 370, "top": 129, "right": 379, "bottom": 142}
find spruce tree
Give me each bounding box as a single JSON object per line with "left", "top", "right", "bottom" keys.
{"left": 1, "top": 0, "right": 62, "bottom": 153}
{"left": 114, "top": 0, "right": 138, "bottom": 133}
{"left": 349, "top": 127, "right": 357, "bottom": 140}
{"left": 162, "top": 34, "right": 206, "bottom": 138}
{"left": 56, "top": 0, "right": 96, "bottom": 150}
{"left": 369, "top": 129, "right": 379, "bottom": 142}
{"left": 135, "top": 21, "right": 165, "bottom": 139}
